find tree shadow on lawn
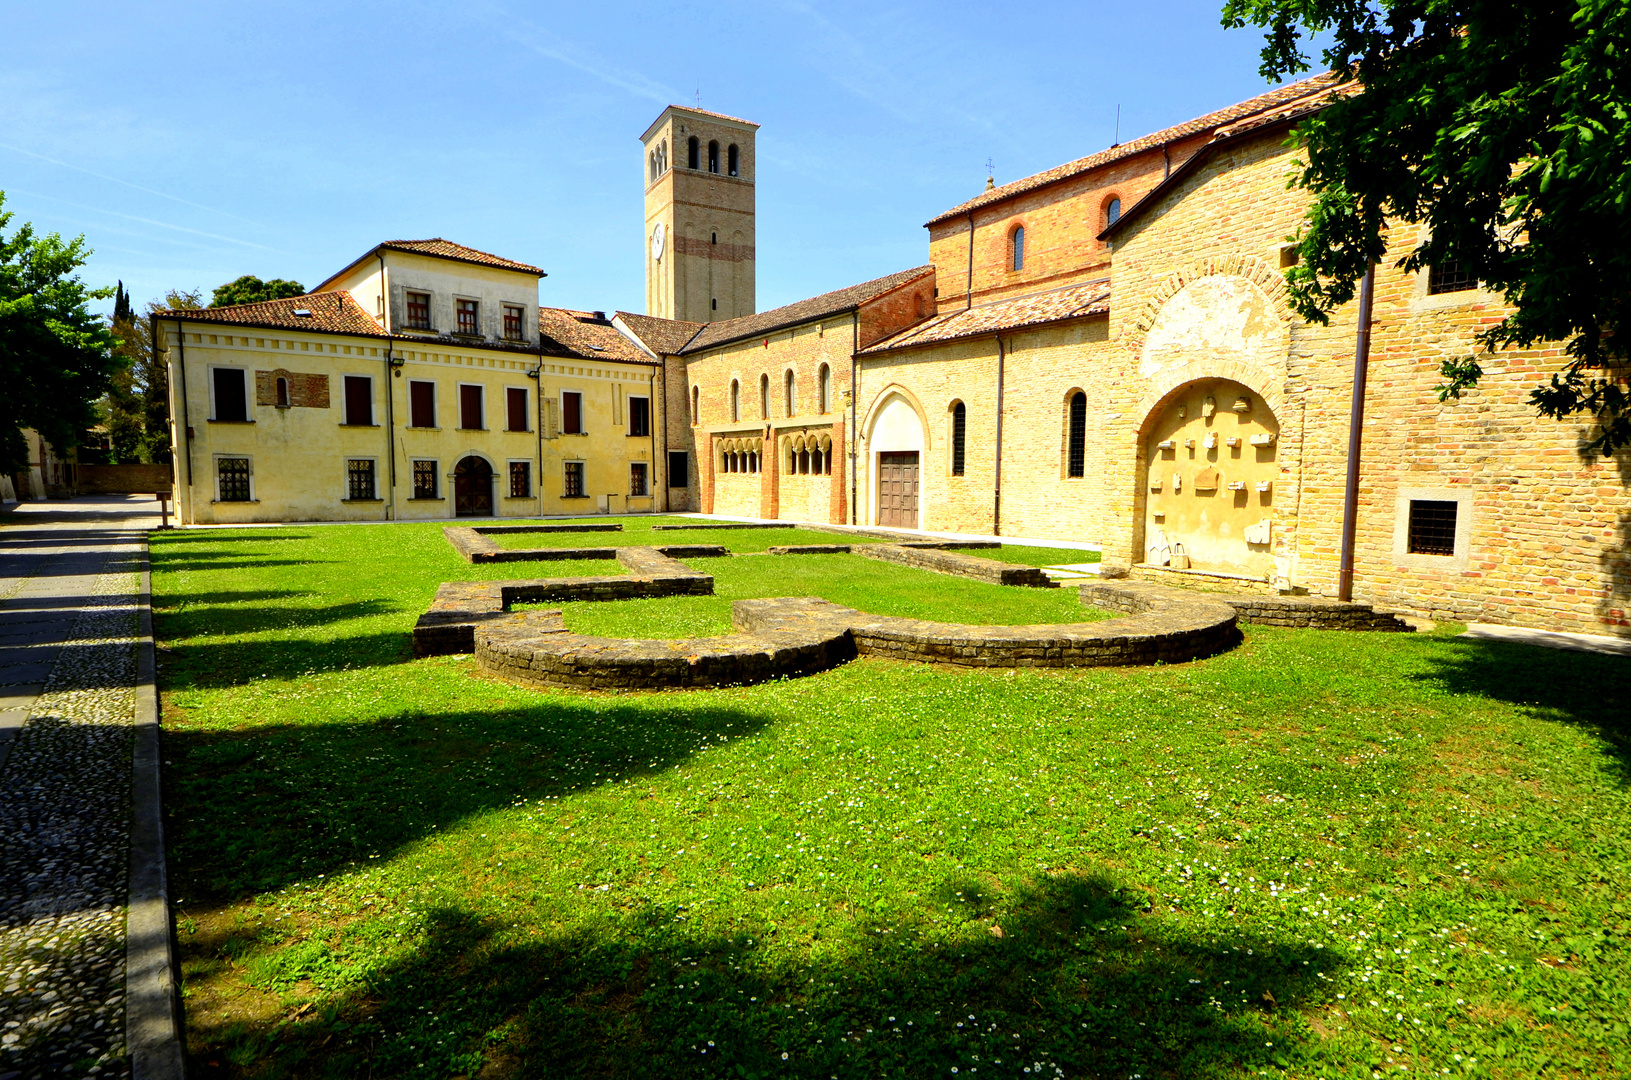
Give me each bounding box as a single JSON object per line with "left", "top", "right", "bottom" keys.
{"left": 1410, "top": 636, "right": 1631, "bottom": 780}
{"left": 156, "top": 595, "right": 396, "bottom": 648}
{"left": 184, "top": 873, "right": 1336, "bottom": 1080}
{"left": 152, "top": 533, "right": 316, "bottom": 544}
{"left": 151, "top": 558, "right": 338, "bottom": 573}
{"left": 160, "top": 628, "right": 411, "bottom": 690}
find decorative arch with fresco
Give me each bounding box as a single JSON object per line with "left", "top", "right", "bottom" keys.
{"left": 1123, "top": 254, "right": 1295, "bottom": 359}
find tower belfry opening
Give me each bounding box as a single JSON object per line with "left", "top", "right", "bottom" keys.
{"left": 640, "top": 105, "right": 758, "bottom": 323}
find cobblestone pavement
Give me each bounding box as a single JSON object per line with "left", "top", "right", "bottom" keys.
{"left": 0, "top": 497, "right": 159, "bottom": 1080}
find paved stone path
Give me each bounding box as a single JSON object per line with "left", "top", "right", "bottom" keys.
{"left": 0, "top": 496, "right": 158, "bottom": 1079}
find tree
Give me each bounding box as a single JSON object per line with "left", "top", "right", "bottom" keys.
{"left": 211, "top": 275, "right": 304, "bottom": 308}
{"left": 1219, "top": 0, "right": 1631, "bottom": 454}
{"left": 0, "top": 191, "right": 121, "bottom": 474}
{"left": 105, "top": 287, "right": 200, "bottom": 464}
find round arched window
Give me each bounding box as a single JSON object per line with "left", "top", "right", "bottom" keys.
{"left": 1106, "top": 197, "right": 1122, "bottom": 226}
{"left": 1010, "top": 226, "right": 1025, "bottom": 272}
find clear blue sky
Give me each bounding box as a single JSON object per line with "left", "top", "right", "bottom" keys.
{"left": 1, "top": 1, "right": 1300, "bottom": 318}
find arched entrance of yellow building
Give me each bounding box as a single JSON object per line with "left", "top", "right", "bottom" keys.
{"left": 454, "top": 456, "right": 494, "bottom": 517}
{"left": 1138, "top": 378, "right": 1279, "bottom": 578}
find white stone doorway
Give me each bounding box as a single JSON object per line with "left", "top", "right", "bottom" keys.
{"left": 866, "top": 393, "right": 925, "bottom": 529}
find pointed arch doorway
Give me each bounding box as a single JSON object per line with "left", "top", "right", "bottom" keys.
{"left": 454, "top": 456, "right": 494, "bottom": 517}
{"left": 867, "top": 393, "right": 926, "bottom": 529}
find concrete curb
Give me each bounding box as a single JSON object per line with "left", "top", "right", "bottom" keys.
{"left": 127, "top": 541, "right": 185, "bottom": 1078}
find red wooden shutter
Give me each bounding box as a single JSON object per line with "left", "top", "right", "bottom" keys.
{"left": 562, "top": 391, "right": 581, "bottom": 434}
{"left": 410, "top": 381, "right": 434, "bottom": 428}
{"left": 460, "top": 385, "right": 483, "bottom": 429}
{"left": 344, "top": 376, "right": 372, "bottom": 425}
{"left": 507, "top": 387, "right": 527, "bottom": 432}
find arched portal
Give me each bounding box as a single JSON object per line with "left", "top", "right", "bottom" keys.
{"left": 454, "top": 455, "right": 494, "bottom": 517}
{"left": 867, "top": 393, "right": 925, "bottom": 529}
{"left": 1139, "top": 378, "right": 1280, "bottom": 577}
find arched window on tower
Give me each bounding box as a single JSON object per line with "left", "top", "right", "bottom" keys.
{"left": 691, "top": 385, "right": 700, "bottom": 425}
{"left": 1066, "top": 392, "right": 1087, "bottom": 478}
{"left": 951, "top": 401, "right": 966, "bottom": 476}
{"left": 728, "top": 144, "right": 739, "bottom": 176}
{"left": 708, "top": 140, "right": 720, "bottom": 173}
{"left": 730, "top": 379, "right": 740, "bottom": 422}
{"left": 649, "top": 150, "right": 658, "bottom": 183}
{"left": 785, "top": 370, "right": 796, "bottom": 417}
{"left": 688, "top": 136, "right": 700, "bottom": 169}
{"left": 759, "top": 373, "right": 770, "bottom": 419}
{"left": 1010, "top": 226, "right": 1025, "bottom": 272}
{"left": 1105, "top": 197, "right": 1122, "bottom": 227}
{"left": 818, "top": 364, "right": 831, "bottom": 414}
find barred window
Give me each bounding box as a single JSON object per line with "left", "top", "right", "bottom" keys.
{"left": 630, "top": 462, "right": 648, "bottom": 496}
{"left": 347, "top": 458, "right": 376, "bottom": 501}
{"left": 412, "top": 460, "right": 438, "bottom": 499}
{"left": 563, "top": 461, "right": 585, "bottom": 497}
{"left": 1428, "top": 260, "right": 1477, "bottom": 295}
{"left": 217, "top": 457, "right": 250, "bottom": 501}
{"left": 951, "top": 401, "right": 966, "bottom": 476}
{"left": 509, "top": 460, "right": 531, "bottom": 498}
{"left": 1066, "top": 392, "right": 1087, "bottom": 478}
{"left": 1407, "top": 500, "right": 1458, "bottom": 555}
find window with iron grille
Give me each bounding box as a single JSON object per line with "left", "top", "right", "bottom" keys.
{"left": 628, "top": 396, "right": 650, "bottom": 437}
{"left": 509, "top": 460, "right": 531, "bottom": 498}
{"left": 506, "top": 387, "right": 528, "bottom": 432}
{"left": 406, "top": 291, "right": 431, "bottom": 329}
{"left": 459, "top": 384, "right": 484, "bottom": 430}
{"left": 217, "top": 457, "right": 250, "bottom": 501}
{"left": 503, "top": 304, "right": 524, "bottom": 340}
{"left": 951, "top": 401, "right": 966, "bottom": 476}
{"left": 1407, "top": 500, "right": 1458, "bottom": 555}
{"left": 1428, "top": 260, "right": 1477, "bottom": 295}
{"left": 409, "top": 380, "right": 436, "bottom": 427}
{"left": 563, "top": 461, "right": 585, "bottom": 497}
{"left": 343, "top": 375, "right": 373, "bottom": 426}
{"left": 456, "top": 298, "right": 479, "bottom": 335}
{"left": 629, "top": 462, "right": 648, "bottom": 496}
{"left": 668, "top": 451, "right": 689, "bottom": 487}
{"left": 1066, "top": 392, "right": 1087, "bottom": 478}
{"left": 412, "top": 459, "right": 438, "bottom": 499}
{"left": 347, "top": 458, "right": 377, "bottom": 501}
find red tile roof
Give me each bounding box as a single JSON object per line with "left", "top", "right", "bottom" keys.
{"left": 156, "top": 291, "right": 387, "bottom": 336}
{"left": 860, "top": 280, "right": 1110, "bottom": 355}
{"left": 539, "top": 308, "right": 658, "bottom": 365}
{"left": 681, "top": 266, "right": 935, "bottom": 354}
{"left": 924, "top": 73, "right": 1342, "bottom": 227}
{"left": 614, "top": 311, "right": 705, "bottom": 356}
{"left": 377, "top": 238, "right": 545, "bottom": 275}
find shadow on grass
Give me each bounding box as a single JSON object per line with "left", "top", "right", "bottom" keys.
{"left": 183, "top": 873, "right": 1336, "bottom": 1080}
{"left": 160, "top": 630, "right": 412, "bottom": 689}
{"left": 156, "top": 597, "right": 398, "bottom": 648}
{"left": 152, "top": 533, "right": 316, "bottom": 544}
{"left": 152, "top": 558, "right": 339, "bottom": 573}
{"left": 1411, "top": 636, "right": 1631, "bottom": 780}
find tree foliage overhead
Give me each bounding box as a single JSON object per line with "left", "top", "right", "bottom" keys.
{"left": 0, "top": 191, "right": 120, "bottom": 473}
{"left": 211, "top": 275, "right": 304, "bottom": 308}
{"left": 106, "top": 287, "right": 200, "bottom": 464}
{"left": 1220, "top": 0, "right": 1631, "bottom": 454}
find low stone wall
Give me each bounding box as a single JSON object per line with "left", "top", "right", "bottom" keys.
{"left": 1129, "top": 563, "right": 1278, "bottom": 595}
{"left": 1108, "top": 578, "right": 1415, "bottom": 631}
{"left": 474, "top": 523, "right": 622, "bottom": 534}
{"left": 443, "top": 526, "right": 725, "bottom": 564}
{"left": 75, "top": 463, "right": 172, "bottom": 495}
{"left": 766, "top": 544, "right": 852, "bottom": 554}
{"left": 650, "top": 522, "right": 795, "bottom": 531}
{"left": 852, "top": 543, "right": 1055, "bottom": 587}
{"left": 412, "top": 547, "right": 713, "bottom": 656}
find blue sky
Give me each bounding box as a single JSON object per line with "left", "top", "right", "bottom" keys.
{"left": 1, "top": 1, "right": 1302, "bottom": 318}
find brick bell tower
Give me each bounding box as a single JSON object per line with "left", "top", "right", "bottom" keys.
{"left": 641, "top": 105, "right": 758, "bottom": 323}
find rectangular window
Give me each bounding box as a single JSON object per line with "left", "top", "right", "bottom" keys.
{"left": 503, "top": 304, "right": 524, "bottom": 340}
{"left": 628, "top": 395, "right": 650, "bottom": 437}
{"left": 409, "top": 380, "right": 436, "bottom": 428}
{"left": 506, "top": 387, "right": 529, "bottom": 432}
{"left": 561, "top": 390, "right": 583, "bottom": 434}
{"left": 563, "top": 461, "right": 585, "bottom": 498}
{"left": 217, "top": 456, "right": 250, "bottom": 501}
{"left": 459, "top": 384, "right": 484, "bottom": 430}
{"left": 412, "top": 459, "right": 438, "bottom": 499}
{"left": 1407, "top": 500, "right": 1459, "bottom": 555}
{"left": 629, "top": 462, "right": 648, "bottom": 496}
{"left": 343, "top": 375, "right": 373, "bottom": 426}
{"left": 212, "top": 368, "right": 248, "bottom": 422}
{"left": 456, "top": 298, "right": 479, "bottom": 335}
{"left": 509, "top": 460, "right": 532, "bottom": 498}
{"left": 667, "top": 450, "right": 689, "bottom": 488}
{"left": 347, "top": 458, "right": 377, "bottom": 501}
{"left": 406, "top": 291, "right": 431, "bottom": 329}
{"left": 1428, "top": 260, "right": 1477, "bottom": 295}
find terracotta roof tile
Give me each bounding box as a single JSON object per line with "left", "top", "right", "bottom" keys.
{"left": 681, "top": 266, "right": 935, "bottom": 354}
{"left": 538, "top": 308, "right": 658, "bottom": 365}
{"left": 925, "top": 73, "right": 1342, "bottom": 226}
{"left": 157, "top": 291, "right": 387, "bottom": 336}
{"left": 860, "top": 280, "right": 1110, "bottom": 355}
{"left": 613, "top": 311, "right": 705, "bottom": 356}
{"left": 378, "top": 238, "right": 545, "bottom": 275}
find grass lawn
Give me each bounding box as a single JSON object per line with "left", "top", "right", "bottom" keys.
{"left": 980, "top": 546, "right": 1104, "bottom": 569}
{"left": 152, "top": 521, "right": 1631, "bottom": 1080}
{"left": 486, "top": 516, "right": 881, "bottom": 554}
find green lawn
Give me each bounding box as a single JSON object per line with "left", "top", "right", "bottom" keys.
{"left": 151, "top": 522, "right": 1631, "bottom": 1080}
{"left": 486, "top": 516, "right": 880, "bottom": 554}
{"left": 978, "top": 545, "right": 1103, "bottom": 568}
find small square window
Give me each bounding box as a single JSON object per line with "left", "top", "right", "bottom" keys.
{"left": 412, "top": 460, "right": 438, "bottom": 499}
{"left": 1428, "top": 260, "right": 1477, "bottom": 295}
{"left": 1407, "top": 500, "right": 1458, "bottom": 555}
{"left": 347, "top": 459, "right": 377, "bottom": 501}
{"left": 509, "top": 460, "right": 531, "bottom": 499}
{"left": 406, "top": 291, "right": 431, "bottom": 330}
{"left": 217, "top": 457, "right": 251, "bottom": 501}
{"left": 563, "top": 461, "right": 585, "bottom": 498}
{"left": 456, "top": 299, "right": 479, "bottom": 335}
{"left": 629, "top": 462, "right": 648, "bottom": 497}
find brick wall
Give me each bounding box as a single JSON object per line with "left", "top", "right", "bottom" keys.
{"left": 254, "top": 369, "right": 330, "bottom": 408}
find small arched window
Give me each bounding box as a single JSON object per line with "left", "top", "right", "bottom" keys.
{"left": 730, "top": 379, "right": 740, "bottom": 422}
{"left": 688, "top": 136, "right": 700, "bottom": 169}
{"left": 818, "top": 364, "right": 831, "bottom": 414}
{"left": 1106, "top": 197, "right": 1122, "bottom": 226}
{"left": 785, "top": 370, "right": 796, "bottom": 417}
{"left": 275, "top": 376, "right": 290, "bottom": 408}
{"left": 691, "top": 385, "right": 700, "bottom": 425}
{"left": 1067, "top": 392, "right": 1087, "bottom": 478}
{"left": 951, "top": 401, "right": 966, "bottom": 476}
{"left": 812, "top": 447, "right": 824, "bottom": 475}
{"left": 708, "top": 140, "right": 720, "bottom": 173}
{"left": 728, "top": 144, "right": 739, "bottom": 176}
{"left": 759, "top": 373, "right": 769, "bottom": 419}
{"left": 1011, "top": 226, "right": 1025, "bottom": 272}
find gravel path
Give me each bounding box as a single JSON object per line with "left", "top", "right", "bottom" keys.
{"left": 0, "top": 499, "right": 157, "bottom": 1079}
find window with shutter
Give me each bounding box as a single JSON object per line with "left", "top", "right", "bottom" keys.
{"left": 459, "top": 385, "right": 484, "bottom": 430}
{"left": 562, "top": 391, "right": 583, "bottom": 434}
{"left": 506, "top": 387, "right": 528, "bottom": 432}
{"left": 343, "top": 375, "right": 372, "bottom": 426}
{"left": 409, "top": 381, "right": 435, "bottom": 428}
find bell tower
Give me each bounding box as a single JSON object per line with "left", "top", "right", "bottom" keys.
{"left": 641, "top": 105, "right": 758, "bottom": 323}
